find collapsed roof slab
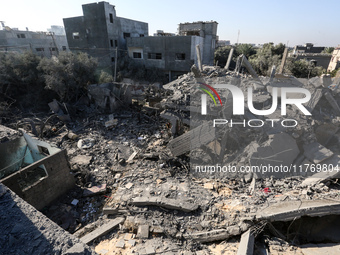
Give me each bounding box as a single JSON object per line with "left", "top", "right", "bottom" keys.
{"left": 257, "top": 200, "right": 340, "bottom": 222}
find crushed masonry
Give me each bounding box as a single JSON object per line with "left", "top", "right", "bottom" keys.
{"left": 3, "top": 63, "right": 340, "bottom": 254}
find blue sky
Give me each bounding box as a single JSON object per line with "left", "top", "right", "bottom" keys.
{"left": 1, "top": 0, "right": 338, "bottom": 47}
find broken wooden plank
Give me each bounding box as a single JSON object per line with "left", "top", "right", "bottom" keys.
{"left": 167, "top": 121, "right": 215, "bottom": 156}
{"left": 131, "top": 196, "right": 198, "bottom": 212}
{"left": 237, "top": 230, "right": 254, "bottom": 255}
{"left": 256, "top": 200, "right": 340, "bottom": 222}
{"left": 80, "top": 217, "right": 125, "bottom": 244}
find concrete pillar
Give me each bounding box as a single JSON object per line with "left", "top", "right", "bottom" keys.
{"left": 234, "top": 55, "right": 242, "bottom": 74}
{"left": 278, "top": 47, "right": 289, "bottom": 74}
{"left": 241, "top": 55, "right": 261, "bottom": 81}
{"left": 269, "top": 65, "right": 276, "bottom": 82}
{"left": 224, "top": 47, "right": 234, "bottom": 70}
{"left": 196, "top": 45, "right": 203, "bottom": 72}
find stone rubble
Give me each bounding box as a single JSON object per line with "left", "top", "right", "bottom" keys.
{"left": 2, "top": 65, "right": 340, "bottom": 254}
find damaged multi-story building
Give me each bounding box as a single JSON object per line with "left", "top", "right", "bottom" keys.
{"left": 289, "top": 43, "right": 332, "bottom": 69}
{"left": 127, "top": 21, "right": 218, "bottom": 80}
{"left": 0, "top": 22, "right": 69, "bottom": 57}
{"left": 63, "top": 1, "right": 148, "bottom": 69}
{"left": 63, "top": 1, "right": 218, "bottom": 80}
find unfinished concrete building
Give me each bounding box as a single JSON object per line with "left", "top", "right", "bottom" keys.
{"left": 63, "top": 1, "right": 148, "bottom": 68}
{"left": 127, "top": 21, "right": 218, "bottom": 80}
{"left": 178, "top": 21, "right": 218, "bottom": 66}
{"left": 0, "top": 25, "right": 69, "bottom": 57}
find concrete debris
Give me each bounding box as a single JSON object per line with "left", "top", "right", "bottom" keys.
{"left": 136, "top": 225, "right": 149, "bottom": 239}
{"left": 70, "top": 155, "right": 92, "bottom": 165}
{"left": 80, "top": 217, "right": 125, "bottom": 244}
{"left": 4, "top": 64, "right": 340, "bottom": 254}
{"left": 83, "top": 184, "right": 107, "bottom": 197}
{"left": 77, "top": 138, "right": 95, "bottom": 149}
{"left": 305, "top": 88, "right": 322, "bottom": 113}
{"left": 303, "top": 142, "right": 333, "bottom": 164}
{"left": 257, "top": 200, "right": 340, "bottom": 222}
{"left": 187, "top": 229, "right": 230, "bottom": 243}
{"left": 237, "top": 230, "right": 254, "bottom": 255}
{"left": 131, "top": 196, "right": 198, "bottom": 212}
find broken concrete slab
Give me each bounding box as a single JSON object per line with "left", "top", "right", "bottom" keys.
{"left": 130, "top": 196, "right": 198, "bottom": 212}
{"left": 321, "top": 74, "right": 332, "bottom": 88}
{"left": 80, "top": 217, "right": 125, "bottom": 244}
{"left": 77, "top": 138, "right": 95, "bottom": 149}
{"left": 160, "top": 110, "right": 180, "bottom": 135}
{"left": 83, "top": 184, "right": 107, "bottom": 197}
{"left": 324, "top": 91, "right": 340, "bottom": 116}
{"left": 298, "top": 243, "right": 340, "bottom": 255}
{"left": 300, "top": 154, "right": 340, "bottom": 187}
{"left": 186, "top": 229, "right": 229, "bottom": 243}
{"left": 136, "top": 225, "right": 149, "bottom": 239}
{"left": 64, "top": 243, "right": 86, "bottom": 255}
{"left": 237, "top": 230, "right": 254, "bottom": 255}
{"left": 303, "top": 142, "right": 333, "bottom": 164}
{"left": 315, "top": 123, "right": 339, "bottom": 146}
{"left": 70, "top": 155, "right": 92, "bottom": 165}
{"left": 256, "top": 200, "right": 340, "bottom": 222}
{"left": 304, "top": 89, "right": 322, "bottom": 113}
{"left": 115, "top": 239, "right": 125, "bottom": 248}
{"left": 168, "top": 121, "right": 215, "bottom": 156}
{"left": 249, "top": 132, "right": 299, "bottom": 173}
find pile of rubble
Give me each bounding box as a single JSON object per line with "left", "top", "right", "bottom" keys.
{"left": 2, "top": 64, "right": 340, "bottom": 254}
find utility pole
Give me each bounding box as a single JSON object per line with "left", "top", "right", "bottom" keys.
{"left": 114, "top": 47, "right": 118, "bottom": 82}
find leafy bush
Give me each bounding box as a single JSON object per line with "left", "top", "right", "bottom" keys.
{"left": 38, "top": 52, "right": 97, "bottom": 102}
{"left": 285, "top": 59, "right": 323, "bottom": 78}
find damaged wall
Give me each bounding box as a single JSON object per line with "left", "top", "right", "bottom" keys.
{"left": 1, "top": 149, "right": 74, "bottom": 210}
{"left": 0, "top": 130, "right": 74, "bottom": 210}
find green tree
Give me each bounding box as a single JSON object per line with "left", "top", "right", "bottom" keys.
{"left": 285, "top": 59, "right": 323, "bottom": 78}
{"left": 322, "top": 47, "right": 334, "bottom": 54}
{"left": 98, "top": 70, "right": 114, "bottom": 83}
{"left": 272, "top": 43, "right": 286, "bottom": 57}
{"left": 214, "top": 46, "right": 234, "bottom": 67}
{"left": 0, "top": 51, "right": 43, "bottom": 96}
{"left": 235, "top": 44, "right": 256, "bottom": 58}
{"left": 249, "top": 43, "right": 283, "bottom": 76}
{"left": 39, "top": 52, "right": 97, "bottom": 102}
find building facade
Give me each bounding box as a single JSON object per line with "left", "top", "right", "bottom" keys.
{"left": 127, "top": 21, "right": 218, "bottom": 80}
{"left": 178, "top": 21, "right": 218, "bottom": 66}
{"left": 63, "top": 1, "right": 148, "bottom": 68}
{"left": 289, "top": 43, "right": 331, "bottom": 69}
{"left": 0, "top": 27, "right": 69, "bottom": 57}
